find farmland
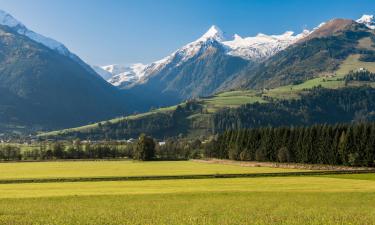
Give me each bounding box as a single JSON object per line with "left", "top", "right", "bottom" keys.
{"left": 0, "top": 161, "right": 304, "bottom": 180}
{"left": 0, "top": 165, "right": 374, "bottom": 224}
{"left": 0, "top": 161, "right": 373, "bottom": 224}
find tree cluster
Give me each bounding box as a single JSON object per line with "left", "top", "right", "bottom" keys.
{"left": 344, "top": 69, "right": 375, "bottom": 83}
{"left": 208, "top": 123, "right": 375, "bottom": 166}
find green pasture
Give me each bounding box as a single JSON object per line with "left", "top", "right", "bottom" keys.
{"left": 0, "top": 174, "right": 375, "bottom": 224}
{"left": 0, "top": 160, "right": 305, "bottom": 180}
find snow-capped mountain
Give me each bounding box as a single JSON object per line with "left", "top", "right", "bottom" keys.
{"left": 356, "top": 14, "right": 375, "bottom": 29}
{"left": 102, "top": 25, "right": 311, "bottom": 88}
{"left": 92, "top": 64, "right": 147, "bottom": 87}
{"left": 0, "top": 10, "right": 77, "bottom": 60}
{"left": 99, "top": 14, "right": 373, "bottom": 89}
{"left": 108, "top": 64, "right": 147, "bottom": 87}
{"left": 223, "top": 30, "right": 310, "bottom": 60}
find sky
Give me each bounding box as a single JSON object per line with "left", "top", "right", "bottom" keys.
{"left": 0, "top": 0, "right": 373, "bottom": 66}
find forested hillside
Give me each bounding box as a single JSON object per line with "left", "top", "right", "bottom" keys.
{"left": 42, "top": 86, "right": 375, "bottom": 140}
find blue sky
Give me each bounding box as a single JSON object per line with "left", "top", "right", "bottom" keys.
{"left": 0, "top": 0, "right": 373, "bottom": 65}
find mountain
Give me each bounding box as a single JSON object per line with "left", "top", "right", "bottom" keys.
{"left": 99, "top": 25, "right": 309, "bottom": 108}
{"left": 41, "top": 14, "right": 375, "bottom": 140}
{"left": 236, "top": 16, "right": 375, "bottom": 89}
{"left": 0, "top": 10, "right": 131, "bottom": 132}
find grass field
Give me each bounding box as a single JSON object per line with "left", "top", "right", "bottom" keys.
{"left": 0, "top": 161, "right": 305, "bottom": 180}
{"left": 0, "top": 173, "right": 375, "bottom": 224}
{"left": 201, "top": 90, "right": 266, "bottom": 112}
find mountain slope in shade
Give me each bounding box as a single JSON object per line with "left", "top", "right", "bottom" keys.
{"left": 0, "top": 12, "right": 132, "bottom": 132}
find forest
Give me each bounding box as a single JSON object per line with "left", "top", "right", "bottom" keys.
{"left": 208, "top": 123, "right": 375, "bottom": 167}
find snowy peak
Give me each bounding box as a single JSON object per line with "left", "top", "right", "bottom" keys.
{"left": 102, "top": 65, "right": 128, "bottom": 75}
{"left": 0, "top": 9, "right": 22, "bottom": 27}
{"left": 223, "top": 30, "right": 310, "bottom": 60}
{"left": 199, "top": 25, "right": 225, "bottom": 41}
{"left": 0, "top": 9, "right": 80, "bottom": 61}
{"left": 94, "top": 64, "right": 147, "bottom": 87}
{"left": 356, "top": 14, "right": 375, "bottom": 29}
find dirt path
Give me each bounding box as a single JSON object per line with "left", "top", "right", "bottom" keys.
{"left": 192, "top": 159, "right": 375, "bottom": 171}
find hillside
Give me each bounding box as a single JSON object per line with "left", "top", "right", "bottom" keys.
{"left": 0, "top": 24, "right": 131, "bottom": 132}
{"left": 41, "top": 66, "right": 375, "bottom": 140}
{"left": 236, "top": 19, "right": 374, "bottom": 89}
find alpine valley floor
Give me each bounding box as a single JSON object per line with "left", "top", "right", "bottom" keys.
{"left": 0, "top": 161, "right": 375, "bottom": 225}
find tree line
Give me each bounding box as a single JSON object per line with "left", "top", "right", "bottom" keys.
{"left": 0, "top": 135, "right": 203, "bottom": 161}
{"left": 2, "top": 122, "right": 375, "bottom": 167}
{"left": 208, "top": 123, "right": 375, "bottom": 167}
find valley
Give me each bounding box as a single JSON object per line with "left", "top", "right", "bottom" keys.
{"left": 0, "top": 4, "right": 375, "bottom": 224}
{"left": 41, "top": 43, "right": 375, "bottom": 140}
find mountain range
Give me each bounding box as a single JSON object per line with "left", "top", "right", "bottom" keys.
{"left": 94, "top": 15, "right": 374, "bottom": 106}
{"left": 96, "top": 25, "right": 311, "bottom": 104}
{"left": 0, "top": 9, "right": 374, "bottom": 134}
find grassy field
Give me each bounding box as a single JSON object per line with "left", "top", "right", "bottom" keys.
{"left": 201, "top": 90, "right": 266, "bottom": 112}
{"left": 0, "top": 174, "right": 375, "bottom": 224}
{"left": 0, "top": 161, "right": 305, "bottom": 180}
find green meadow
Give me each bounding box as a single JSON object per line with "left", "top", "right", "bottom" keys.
{"left": 0, "top": 161, "right": 373, "bottom": 224}
{"left": 0, "top": 161, "right": 303, "bottom": 180}
{"left": 0, "top": 173, "right": 375, "bottom": 224}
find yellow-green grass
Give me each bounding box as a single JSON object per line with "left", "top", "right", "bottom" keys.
{"left": 326, "top": 173, "right": 375, "bottom": 181}
{"left": 1, "top": 176, "right": 375, "bottom": 224}
{"left": 202, "top": 90, "right": 266, "bottom": 112}
{"left": 0, "top": 161, "right": 305, "bottom": 180}
{"left": 1, "top": 176, "right": 375, "bottom": 198}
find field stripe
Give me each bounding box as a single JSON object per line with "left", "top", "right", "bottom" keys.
{"left": 0, "top": 170, "right": 374, "bottom": 184}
